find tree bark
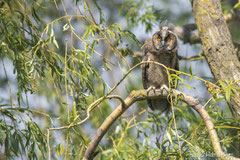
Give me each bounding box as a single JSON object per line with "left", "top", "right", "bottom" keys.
{"left": 192, "top": 0, "right": 240, "bottom": 118}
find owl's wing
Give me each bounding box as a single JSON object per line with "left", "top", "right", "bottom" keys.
{"left": 142, "top": 38, "right": 152, "bottom": 90}
{"left": 142, "top": 54, "right": 149, "bottom": 90}
{"left": 169, "top": 53, "right": 179, "bottom": 73}
{"left": 141, "top": 53, "right": 155, "bottom": 110}
{"left": 174, "top": 55, "right": 179, "bottom": 71}
{"left": 142, "top": 40, "right": 156, "bottom": 110}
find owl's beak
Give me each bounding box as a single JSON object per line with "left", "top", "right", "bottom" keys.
{"left": 161, "top": 40, "right": 165, "bottom": 46}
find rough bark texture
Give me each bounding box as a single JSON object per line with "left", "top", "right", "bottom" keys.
{"left": 192, "top": 0, "right": 240, "bottom": 118}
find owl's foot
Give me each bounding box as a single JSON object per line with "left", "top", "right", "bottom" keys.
{"left": 147, "top": 86, "right": 156, "bottom": 95}
{"left": 160, "top": 84, "right": 169, "bottom": 94}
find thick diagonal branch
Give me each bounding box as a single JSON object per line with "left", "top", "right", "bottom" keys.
{"left": 83, "top": 89, "right": 239, "bottom": 160}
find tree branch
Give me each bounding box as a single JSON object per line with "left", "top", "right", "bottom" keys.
{"left": 168, "top": 13, "right": 237, "bottom": 45}
{"left": 168, "top": 23, "right": 200, "bottom": 44}
{"left": 83, "top": 89, "right": 239, "bottom": 160}
{"left": 178, "top": 54, "right": 204, "bottom": 61}
{"left": 118, "top": 47, "right": 204, "bottom": 61}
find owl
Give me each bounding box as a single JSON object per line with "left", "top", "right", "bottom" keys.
{"left": 142, "top": 23, "right": 179, "bottom": 112}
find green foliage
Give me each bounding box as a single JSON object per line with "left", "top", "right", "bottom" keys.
{"left": 0, "top": 109, "right": 46, "bottom": 159}
{"left": 119, "top": 0, "right": 163, "bottom": 32}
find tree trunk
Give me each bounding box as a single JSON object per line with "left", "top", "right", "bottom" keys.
{"left": 192, "top": 0, "right": 240, "bottom": 118}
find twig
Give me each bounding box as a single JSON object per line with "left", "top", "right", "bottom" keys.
{"left": 85, "top": 0, "right": 98, "bottom": 25}
{"left": 47, "top": 129, "right": 51, "bottom": 160}
{"left": 178, "top": 54, "right": 204, "bottom": 61}
{"left": 48, "top": 95, "right": 125, "bottom": 131}
{"left": 83, "top": 89, "right": 239, "bottom": 160}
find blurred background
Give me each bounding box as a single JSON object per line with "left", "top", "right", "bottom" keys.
{"left": 0, "top": 0, "right": 239, "bottom": 159}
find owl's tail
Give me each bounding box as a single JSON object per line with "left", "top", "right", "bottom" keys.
{"left": 148, "top": 99, "right": 171, "bottom": 113}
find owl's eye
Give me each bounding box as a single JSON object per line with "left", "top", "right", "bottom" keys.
{"left": 157, "top": 37, "right": 161, "bottom": 41}
{"left": 167, "top": 37, "right": 171, "bottom": 42}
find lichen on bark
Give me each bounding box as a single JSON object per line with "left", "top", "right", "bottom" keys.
{"left": 192, "top": 0, "right": 240, "bottom": 118}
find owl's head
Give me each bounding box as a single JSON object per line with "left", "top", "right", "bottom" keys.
{"left": 152, "top": 26, "right": 178, "bottom": 53}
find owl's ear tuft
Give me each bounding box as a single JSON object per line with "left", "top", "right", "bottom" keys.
{"left": 160, "top": 20, "right": 168, "bottom": 29}
{"left": 168, "top": 23, "right": 175, "bottom": 31}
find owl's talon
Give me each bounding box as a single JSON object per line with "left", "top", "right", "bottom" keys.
{"left": 160, "top": 84, "right": 169, "bottom": 94}
{"left": 147, "top": 86, "right": 156, "bottom": 95}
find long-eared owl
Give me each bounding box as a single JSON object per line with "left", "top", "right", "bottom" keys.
{"left": 142, "top": 22, "right": 179, "bottom": 113}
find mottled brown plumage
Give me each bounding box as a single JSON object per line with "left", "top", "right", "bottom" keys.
{"left": 142, "top": 24, "right": 179, "bottom": 113}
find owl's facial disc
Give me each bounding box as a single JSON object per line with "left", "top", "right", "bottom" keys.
{"left": 151, "top": 27, "right": 178, "bottom": 53}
